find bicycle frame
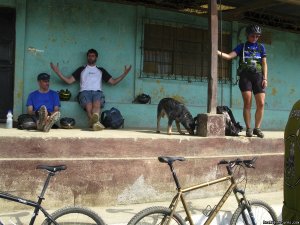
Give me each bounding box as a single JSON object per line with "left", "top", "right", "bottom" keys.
{"left": 155, "top": 157, "right": 260, "bottom": 225}
{"left": 166, "top": 168, "right": 252, "bottom": 225}
{"left": 0, "top": 172, "right": 59, "bottom": 225}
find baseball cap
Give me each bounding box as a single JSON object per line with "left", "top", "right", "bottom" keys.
{"left": 37, "top": 73, "right": 50, "bottom": 81}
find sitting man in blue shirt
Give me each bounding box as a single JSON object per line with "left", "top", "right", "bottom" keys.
{"left": 26, "top": 73, "right": 61, "bottom": 132}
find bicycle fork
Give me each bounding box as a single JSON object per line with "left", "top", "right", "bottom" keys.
{"left": 234, "top": 189, "right": 257, "bottom": 225}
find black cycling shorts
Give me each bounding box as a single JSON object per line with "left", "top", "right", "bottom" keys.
{"left": 238, "top": 72, "right": 265, "bottom": 95}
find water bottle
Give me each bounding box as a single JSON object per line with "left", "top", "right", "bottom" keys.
{"left": 6, "top": 110, "right": 13, "bottom": 129}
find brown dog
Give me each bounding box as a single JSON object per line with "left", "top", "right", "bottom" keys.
{"left": 156, "top": 98, "right": 195, "bottom": 135}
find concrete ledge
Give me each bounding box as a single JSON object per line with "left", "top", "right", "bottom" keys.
{"left": 0, "top": 128, "right": 284, "bottom": 211}
{"left": 59, "top": 102, "right": 160, "bottom": 128}
{"left": 19, "top": 101, "right": 290, "bottom": 130}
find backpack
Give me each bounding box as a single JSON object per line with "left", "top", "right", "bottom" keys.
{"left": 17, "top": 114, "right": 37, "bottom": 130}
{"left": 101, "top": 107, "right": 124, "bottom": 129}
{"left": 216, "top": 106, "right": 243, "bottom": 136}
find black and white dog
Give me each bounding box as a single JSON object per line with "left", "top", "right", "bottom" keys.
{"left": 156, "top": 98, "right": 195, "bottom": 135}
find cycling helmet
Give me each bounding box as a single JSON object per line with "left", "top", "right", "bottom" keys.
{"left": 60, "top": 117, "right": 76, "bottom": 129}
{"left": 133, "top": 93, "right": 151, "bottom": 104}
{"left": 58, "top": 89, "right": 72, "bottom": 101}
{"left": 246, "top": 24, "right": 262, "bottom": 36}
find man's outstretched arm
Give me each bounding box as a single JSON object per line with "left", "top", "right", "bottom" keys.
{"left": 50, "top": 62, "right": 76, "bottom": 84}
{"left": 108, "top": 65, "right": 132, "bottom": 85}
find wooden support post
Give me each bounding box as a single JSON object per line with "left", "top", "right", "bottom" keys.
{"left": 197, "top": 0, "right": 225, "bottom": 137}
{"left": 207, "top": 0, "right": 218, "bottom": 114}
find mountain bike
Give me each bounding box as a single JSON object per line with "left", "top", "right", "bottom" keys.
{"left": 128, "top": 156, "right": 278, "bottom": 225}
{"left": 0, "top": 164, "right": 105, "bottom": 225}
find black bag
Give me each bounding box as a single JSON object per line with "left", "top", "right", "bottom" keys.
{"left": 217, "top": 106, "right": 243, "bottom": 136}
{"left": 17, "top": 114, "right": 37, "bottom": 130}
{"left": 101, "top": 107, "right": 124, "bottom": 129}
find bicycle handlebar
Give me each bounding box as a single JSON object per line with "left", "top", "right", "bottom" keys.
{"left": 218, "top": 157, "right": 257, "bottom": 169}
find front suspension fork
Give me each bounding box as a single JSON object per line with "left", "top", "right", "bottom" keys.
{"left": 234, "top": 189, "right": 257, "bottom": 225}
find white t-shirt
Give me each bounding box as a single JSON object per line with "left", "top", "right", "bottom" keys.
{"left": 72, "top": 65, "right": 112, "bottom": 92}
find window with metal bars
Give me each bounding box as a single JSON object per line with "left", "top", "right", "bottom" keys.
{"left": 141, "top": 22, "right": 232, "bottom": 83}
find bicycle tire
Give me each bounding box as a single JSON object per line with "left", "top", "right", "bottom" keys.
{"left": 41, "top": 206, "right": 105, "bottom": 225}
{"left": 230, "top": 200, "right": 278, "bottom": 225}
{"left": 128, "top": 206, "right": 186, "bottom": 225}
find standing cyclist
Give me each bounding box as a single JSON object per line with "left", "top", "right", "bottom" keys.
{"left": 218, "top": 24, "right": 268, "bottom": 138}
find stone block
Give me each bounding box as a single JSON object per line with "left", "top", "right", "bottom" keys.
{"left": 196, "top": 113, "right": 225, "bottom": 137}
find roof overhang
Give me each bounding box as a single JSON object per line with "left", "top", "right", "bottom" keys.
{"left": 96, "top": 0, "right": 300, "bottom": 33}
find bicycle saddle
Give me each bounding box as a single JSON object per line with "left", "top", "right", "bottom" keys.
{"left": 36, "top": 165, "right": 67, "bottom": 172}
{"left": 158, "top": 156, "right": 186, "bottom": 164}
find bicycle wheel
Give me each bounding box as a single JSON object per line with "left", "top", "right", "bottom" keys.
{"left": 128, "top": 206, "right": 186, "bottom": 225}
{"left": 230, "top": 200, "right": 278, "bottom": 225}
{"left": 42, "top": 206, "right": 105, "bottom": 225}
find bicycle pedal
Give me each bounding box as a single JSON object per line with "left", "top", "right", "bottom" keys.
{"left": 202, "top": 205, "right": 212, "bottom": 217}
{"left": 203, "top": 205, "right": 217, "bottom": 217}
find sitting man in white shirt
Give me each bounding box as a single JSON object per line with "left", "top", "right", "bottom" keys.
{"left": 50, "top": 49, "right": 131, "bottom": 131}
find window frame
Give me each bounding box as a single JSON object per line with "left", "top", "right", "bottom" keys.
{"left": 139, "top": 18, "right": 232, "bottom": 83}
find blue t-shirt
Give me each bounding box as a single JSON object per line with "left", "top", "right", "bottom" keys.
{"left": 234, "top": 42, "right": 267, "bottom": 64}
{"left": 26, "top": 90, "right": 60, "bottom": 113}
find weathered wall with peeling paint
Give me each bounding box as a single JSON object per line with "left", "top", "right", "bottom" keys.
{"left": 3, "top": 0, "right": 300, "bottom": 130}
{"left": 0, "top": 132, "right": 284, "bottom": 209}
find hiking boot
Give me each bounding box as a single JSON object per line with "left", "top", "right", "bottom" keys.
{"left": 89, "top": 113, "right": 100, "bottom": 127}
{"left": 91, "top": 113, "right": 99, "bottom": 123}
{"left": 92, "top": 121, "right": 105, "bottom": 131}
{"left": 37, "top": 105, "right": 48, "bottom": 131}
{"left": 253, "top": 128, "right": 264, "bottom": 138}
{"left": 246, "top": 128, "right": 253, "bottom": 137}
{"left": 43, "top": 111, "right": 61, "bottom": 132}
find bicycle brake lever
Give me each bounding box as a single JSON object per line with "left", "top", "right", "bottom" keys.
{"left": 247, "top": 157, "right": 257, "bottom": 168}
{"left": 251, "top": 157, "right": 258, "bottom": 164}
{"left": 244, "top": 162, "right": 255, "bottom": 169}
{"left": 249, "top": 164, "right": 255, "bottom": 169}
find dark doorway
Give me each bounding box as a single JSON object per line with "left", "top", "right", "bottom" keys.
{"left": 0, "top": 8, "right": 15, "bottom": 122}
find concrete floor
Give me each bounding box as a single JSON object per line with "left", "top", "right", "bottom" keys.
{"left": 0, "top": 191, "right": 283, "bottom": 225}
